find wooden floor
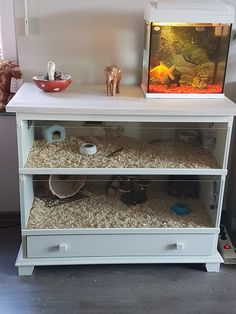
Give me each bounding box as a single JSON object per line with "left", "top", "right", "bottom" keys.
{"left": 1, "top": 226, "right": 236, "bottom": 314}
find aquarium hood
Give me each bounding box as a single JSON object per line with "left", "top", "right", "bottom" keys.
{"left": 145, "top": 0, "right": 235, "bottom": 24}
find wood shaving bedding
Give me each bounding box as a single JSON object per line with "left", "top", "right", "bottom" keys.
{"left": 27, "top": 187, "right": 212, "bottom": 229}
{"left": 25, "top": 136, "right": 219, "bottom": 169}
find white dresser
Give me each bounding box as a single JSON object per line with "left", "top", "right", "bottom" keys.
{"left": 7, "top": 83, "right": 236, "bottom": 275}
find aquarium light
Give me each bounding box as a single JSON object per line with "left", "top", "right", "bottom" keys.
{"left": 145, "top": 0, "right": 235, "bottom": 24}
{"left": 152, "top": 22, "right": 230, "bottom": 27}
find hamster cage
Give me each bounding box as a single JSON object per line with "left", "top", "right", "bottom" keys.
{"left": 141, "top": 0, "right": 235, "bottom": 98}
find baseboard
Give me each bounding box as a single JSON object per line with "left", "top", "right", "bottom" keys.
{"left": 0, "top": 211, "right": 20, "bottom": 227}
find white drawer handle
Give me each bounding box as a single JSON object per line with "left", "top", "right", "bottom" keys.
{"left": 58, "top": 243, "right": 68, "bottom": 252}
{"left": 175, "top": 243, "right": 184, "bottom": 251}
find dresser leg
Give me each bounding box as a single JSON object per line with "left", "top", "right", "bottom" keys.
{"left": 205, "top": 263, "right": 220, "bottom": 272}
{"left": 18, "top": 265, "right": 34, "bottom": 276}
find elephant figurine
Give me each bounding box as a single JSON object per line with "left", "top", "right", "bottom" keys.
{"left": 105, "top": 65, "right": 121, "bottom": 96}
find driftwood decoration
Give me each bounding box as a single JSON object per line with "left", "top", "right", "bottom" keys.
{"left": 49, "top": 175, "right": 86, "bottom": 199}
{"left": 105, "top": 65, "right": 121, "bottom": 96}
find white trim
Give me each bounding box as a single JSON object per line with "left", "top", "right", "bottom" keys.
{"left": 6, "top": 84, "right": 236, "bottom": 117}
{"left": 19, "top": 167, "right": 227, "bottom": 176}
{"left": 15, "top": 245, "right": 223, "bottom": 268}
{"left": 22, "top": 227, "right": 220, "bottom": 236}
{"left": 223, "top": 116, "right": 234, "bottom": 169}
{"left": 16, "top": 113, "right": 233, "bottom": 123}
{"left": 0, "top": 0, "right": 17, "bottom": 61}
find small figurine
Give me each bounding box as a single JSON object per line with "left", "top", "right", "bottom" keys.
{"left": 105, "top": 65, "right": 121, "bottom": 96}
{"left": 47, "top": 61, "right": 56, "bottom": 81}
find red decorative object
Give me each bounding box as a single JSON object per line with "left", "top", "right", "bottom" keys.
{"left": 32, "top": 75, "right": 72, "bottom": 92}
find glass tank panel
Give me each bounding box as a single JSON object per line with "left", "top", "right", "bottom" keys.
{"left": 142, "top": 22, "right": 151, "bottom": 93}
{"left": 22, "top": 175, "right": 220, "bottom": 229}
{"left": 20, "top": 120, "right": 228, "bottom": 169}
{"left": 142, "top": 22, "right": 231, "bottom": 96}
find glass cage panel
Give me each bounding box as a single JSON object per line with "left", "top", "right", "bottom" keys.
{"left": 22, "top": 175, "right": 220, "bottom": 230}
{"left": 142, "top": 22, "right": 231, "bottom": 95}
{"left": 20, "top": 121, "right": 228, "bottom": 169}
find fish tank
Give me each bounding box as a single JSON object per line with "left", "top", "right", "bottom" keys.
{"left": 142, "top": 0, "right": 234, "bottom": 98}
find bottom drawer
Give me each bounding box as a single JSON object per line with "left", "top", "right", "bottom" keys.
{"left": 27, "top": 233, "right": 215, "bottom": 258}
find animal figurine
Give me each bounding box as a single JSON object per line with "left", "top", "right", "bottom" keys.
{"left": 0, "top": 60, "right": 22, "bottom": 112}
{"left": 105, "top": 65, "right": 121, "bottom": 96}
{"left": 150, "top": 62, "right": 175, "bottom": 84}
{"left": 44, "top": 71, "right": 63, "bottom": 81}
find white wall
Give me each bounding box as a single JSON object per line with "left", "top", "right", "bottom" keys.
{"left": 14, "top": 0, "right": 145, "bottom": 84}
{"left": 14, "top": 0, "right": 236, "bottom": 88}
{"left": 0, "top": 0, "right": 17, "bottom": 60}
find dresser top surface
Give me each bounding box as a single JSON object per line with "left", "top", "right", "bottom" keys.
{"left": 6, "top": 83, "right": 236, "bottom": 117}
